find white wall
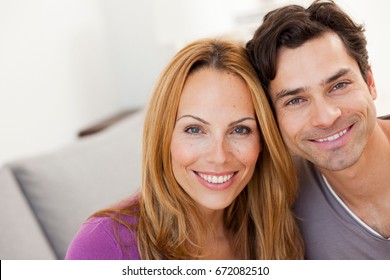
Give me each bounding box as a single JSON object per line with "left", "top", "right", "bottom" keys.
{"left": 0, "top": 0, "right": 172, "bottom": 164}
{"left": 1, "top": 0, "right": 389, "bottom": 165}
{"left": 346, "top": 0, "right": 390, "bottom": 117}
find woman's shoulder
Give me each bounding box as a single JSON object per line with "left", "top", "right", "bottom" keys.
{"left": 65, "top": 212, "right": 141, "bottom": 260}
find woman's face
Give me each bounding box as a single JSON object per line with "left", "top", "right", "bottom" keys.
{"left": 170, "top": 68, "right": 261, "bottom": 213}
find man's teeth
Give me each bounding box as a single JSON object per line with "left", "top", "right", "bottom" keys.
{"left": 198, "top": 173, "right": 234, "bottom": 184}
{"left": 316, "top": 128, "right": 348, "bottom": 142}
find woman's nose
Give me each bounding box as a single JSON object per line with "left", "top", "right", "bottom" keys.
{"left": 205, "top": 136, "right": 231, "bottom": 164}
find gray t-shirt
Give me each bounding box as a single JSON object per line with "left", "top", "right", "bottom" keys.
{"left": 293, "top": 156, "right": 390, "bottom": 259}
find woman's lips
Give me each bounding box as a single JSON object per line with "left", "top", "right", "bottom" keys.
{"left": 194, "top": 171, "right": 237, "bottom": 191}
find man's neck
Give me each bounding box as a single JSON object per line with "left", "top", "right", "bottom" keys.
{"left": 321, "top": 119, "right": 390, "bottom": 237}
{"left": 321, "top": 119, "right": 390, "bottom": 193}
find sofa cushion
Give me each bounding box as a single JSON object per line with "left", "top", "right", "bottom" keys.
{"left": 8, "top": 110, "right": 144, "bottom": 259}
{"left": 0, "top": 167, "right": 56, "bottom": 259}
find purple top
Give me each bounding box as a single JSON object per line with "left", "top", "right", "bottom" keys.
{"left": 65, "top": 215, "right": 141, "bottom": 260}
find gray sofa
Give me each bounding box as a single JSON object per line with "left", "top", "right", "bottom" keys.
{"left": 0, "top": 110, "right": 144, "bottom": 259}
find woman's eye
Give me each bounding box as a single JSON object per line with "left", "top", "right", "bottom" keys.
{"left": 233, "top": 126, "right": 251, "bottom": 135}
{"left": 185, "top": 126, "right": 202, "bottom": 134}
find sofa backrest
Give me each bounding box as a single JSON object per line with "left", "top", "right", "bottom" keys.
{"left": 0, "top": 166, "right": 56, "bottom": 259}
{"left": 2, "top": 110, "right": 144, "bottom": 259}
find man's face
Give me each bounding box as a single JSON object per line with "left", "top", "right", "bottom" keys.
{"left": 269, "top": 32, "right": 377, "bottom": 172}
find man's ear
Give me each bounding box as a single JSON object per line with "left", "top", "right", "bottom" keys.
{"left": 366, "top": 67, "right": 377, "bottom": 100}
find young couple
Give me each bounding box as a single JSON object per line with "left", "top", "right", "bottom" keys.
{"left": 66, "top": 0, "right": 390, "bottom": 260}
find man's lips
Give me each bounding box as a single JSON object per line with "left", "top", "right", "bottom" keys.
{"left": 310, "top": 125, "right": 352, "bottom": 143}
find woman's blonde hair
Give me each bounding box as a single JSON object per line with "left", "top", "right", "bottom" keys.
{"left": 96, "top": 38, "right": 303, "bottom": 259}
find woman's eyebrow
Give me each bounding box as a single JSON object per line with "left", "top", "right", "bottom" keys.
{"left": 177, "top": 115, "right": 256, "bottom": 126}
{"left": 176, "top": 115, "right": 210, "bottom": 125}
{"left": 228, "top": 117, "right": 257, "bottom": 127}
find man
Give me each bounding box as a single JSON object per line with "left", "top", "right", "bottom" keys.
{"left": 246, "top": 0, "right": 390, "bottom": 259}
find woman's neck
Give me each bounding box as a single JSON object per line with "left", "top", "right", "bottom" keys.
{"left": 198, "top": 207, "right": 237, "bottom": 260}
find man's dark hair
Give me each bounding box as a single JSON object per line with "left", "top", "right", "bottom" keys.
{"left": 246, "top": 0, "right": 369, "bottom": 96}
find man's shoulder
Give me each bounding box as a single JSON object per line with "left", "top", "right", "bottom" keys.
{"left": 378, "top": 114, "right": 390, "bottom": 132}
{"left": 378, "top": 114, "right": 390, "bottom": 120}
{"left": 293, "top": 156, "right": 322, "bottom": 186}
{"left": 292, "top": 156, "right": 328, "bottom": 210}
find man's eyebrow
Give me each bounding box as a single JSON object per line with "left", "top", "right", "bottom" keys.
{"left": 272, "top": 68, "right": 353, "bottom": 103}
{"left": 322, "top": 68, "right": 352, "bottom": 85}
{"left": 273, "top": 87, "right": 306, "bottom": 103}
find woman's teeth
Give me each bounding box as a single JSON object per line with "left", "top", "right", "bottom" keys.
{"left": 198, "top": 173, "right": 234, "bottom": 184}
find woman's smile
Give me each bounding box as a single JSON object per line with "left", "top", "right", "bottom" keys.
{"left": 170, "top": 67, "right": 261, "bottom": 211}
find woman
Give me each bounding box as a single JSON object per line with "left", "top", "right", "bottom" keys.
{"left": 66, "top": 38, "right": 303, "bottom": 259}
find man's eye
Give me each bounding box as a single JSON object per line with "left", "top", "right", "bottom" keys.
{"left": 185, "top": 126, "right": 201, "bottom": 134}
{"left": 331, "top": 82, "right": 349, "bottom": 92}
{"left": 287, "top": 98, "right": 303, "bottom": 106}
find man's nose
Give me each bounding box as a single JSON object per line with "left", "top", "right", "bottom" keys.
{"left": 309, "top": 98, "right": 342, "bottom": 128}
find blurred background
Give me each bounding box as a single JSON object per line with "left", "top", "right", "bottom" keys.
{"left": 1, "top": 0, "right": 389, "bottom": 165}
